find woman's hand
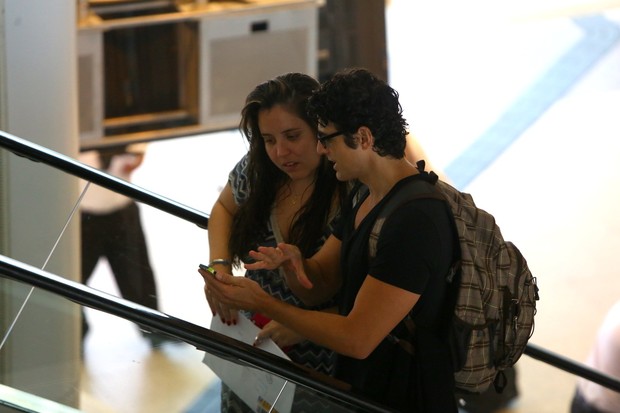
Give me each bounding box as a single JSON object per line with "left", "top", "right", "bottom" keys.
{"left": 254, "top": 320, "right": 305, "bottom": 349}
{"left": 198, "top": 268, "right": 239, "bottom": 325}
{"left": 199, "top": 267, "right": 269, "bottom": 315}
{"left": 245, "top": 243, "right": 313, "bottom": 289}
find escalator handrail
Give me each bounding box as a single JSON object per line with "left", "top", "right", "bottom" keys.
{"left": 524, "top": 343, "right": 620, "bottom": 393}
{"left": 0, "top": 130, "right": 209, "bottom": 229}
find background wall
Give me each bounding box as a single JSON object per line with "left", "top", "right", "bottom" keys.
{"left": 0, "top": 0, "right": 81, "bottom": 406}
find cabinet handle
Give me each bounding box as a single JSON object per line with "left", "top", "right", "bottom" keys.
{"left": 251, "top": 21, "right": 269, "bottom": 32}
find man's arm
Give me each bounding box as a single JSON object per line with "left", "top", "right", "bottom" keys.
{"left": 204, "top": 270, "right": 419, "bottom": 359}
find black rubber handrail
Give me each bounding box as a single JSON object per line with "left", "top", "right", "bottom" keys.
{"left": 524, "top": 343, "right": 620, "bottom": 392}
{"left": 0, "top": 130, "right": 209, "bottom": 229}
{"left": 0, "top": 254, "right": 395, "bottom": 413}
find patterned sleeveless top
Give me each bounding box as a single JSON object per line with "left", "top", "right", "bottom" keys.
{"left": 229, "top": 154, "right": 338, "bottom": 376}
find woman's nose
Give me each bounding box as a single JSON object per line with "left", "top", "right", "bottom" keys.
{"left": 275, "top": 140, "right": 290, "bottom": 156}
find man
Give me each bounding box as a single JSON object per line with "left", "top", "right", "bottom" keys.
{"left": 201, "top": 68, "right": 458, "bottom": 412}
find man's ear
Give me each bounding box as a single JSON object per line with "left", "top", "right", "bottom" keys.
{"left": 357, "top": 126, "right": 374, "bottom": 149}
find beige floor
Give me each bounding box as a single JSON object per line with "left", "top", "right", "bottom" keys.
{"left": 80, "top": 1, "right": 620, "bottom": 412}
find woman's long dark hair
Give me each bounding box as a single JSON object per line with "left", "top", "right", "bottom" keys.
{"left": 229, "top": 73, "right": 347, "bottom": 265}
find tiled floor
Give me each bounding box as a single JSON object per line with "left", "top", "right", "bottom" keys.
{"left": 80, "top": 1, "right": 620, "bottom": 412}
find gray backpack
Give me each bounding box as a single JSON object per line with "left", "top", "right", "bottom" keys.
{"left": 366, "top": 162, "right": 539, "bottom": 394}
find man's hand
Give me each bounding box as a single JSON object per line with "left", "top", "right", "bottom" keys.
{"left": 254, "top": 320, "right": 305, "bottom": 349}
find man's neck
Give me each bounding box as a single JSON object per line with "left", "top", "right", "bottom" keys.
{"left": 362, "top": 157, "right": 418, "bottom": 202}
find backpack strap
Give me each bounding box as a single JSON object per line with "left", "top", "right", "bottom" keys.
{"left": 368, "top": 161, "right": 443, "bottom": 260}
{"left": 369, "top": 161, "right": 446, "bottom": 355}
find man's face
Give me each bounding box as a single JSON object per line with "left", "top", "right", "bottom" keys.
{"left": 317, "top": 123, "right": 361, "bottom": 182}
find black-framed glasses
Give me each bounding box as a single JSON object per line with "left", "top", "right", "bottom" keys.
{"left": 317, "top": 130, "right": 344, "bottom": 148}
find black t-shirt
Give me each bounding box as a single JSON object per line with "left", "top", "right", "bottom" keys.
{"left": 332, "top": 175, "right": 458, "bottom": 412}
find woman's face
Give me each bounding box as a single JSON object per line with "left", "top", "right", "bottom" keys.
{"left": 258, "top": 104, "right": 321, "bottom": 183}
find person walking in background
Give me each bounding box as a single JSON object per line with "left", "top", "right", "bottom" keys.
{"left": 80, "top": 143, "right": 171, "bottom": 348}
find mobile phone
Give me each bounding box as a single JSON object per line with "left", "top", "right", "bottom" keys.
{"left": 199, "top": 263, "right": 217, "bottom": 276}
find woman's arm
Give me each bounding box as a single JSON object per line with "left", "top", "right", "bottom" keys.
{"left": 206, "top": 183, "right": 239, "bottom": 322}
{"left": 207, "top": 183, "right": 238, "bottom": 265}
{"left": 405, "top": 133, "right": 450, "bottom": 182}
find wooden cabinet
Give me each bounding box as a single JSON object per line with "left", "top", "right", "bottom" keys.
{"left": 78, "top": 0, "right": 320, "bottom": 149}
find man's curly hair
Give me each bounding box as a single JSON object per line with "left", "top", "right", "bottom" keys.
{"left": 307, "top": 68, "right": 408, "bottom": 158}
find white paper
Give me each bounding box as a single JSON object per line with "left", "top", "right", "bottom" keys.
{"left": 203, "top": 313, "right": 296, "bottom": 413}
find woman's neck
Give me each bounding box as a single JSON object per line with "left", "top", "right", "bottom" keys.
{"left": 285, "top": 177, "right": 315, "bottom": 197}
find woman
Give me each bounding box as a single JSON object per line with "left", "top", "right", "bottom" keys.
{"left": 205, "top": 73, "right": 348, "bottom": 412}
